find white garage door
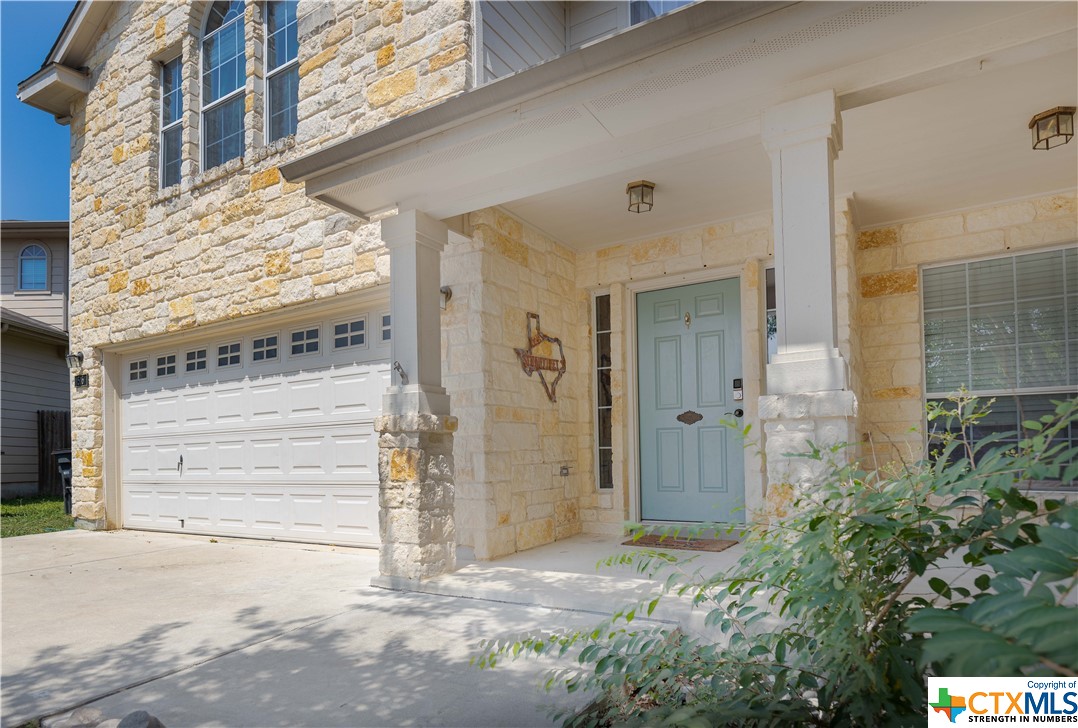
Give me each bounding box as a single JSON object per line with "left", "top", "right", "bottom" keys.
{"left": 121, "top": 309, "right": 391, "bottom": 547}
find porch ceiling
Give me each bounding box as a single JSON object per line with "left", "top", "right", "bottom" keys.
{"left": 506, "top": 48, "right": 1078, "bottom": 249}
{"left": 284, "top": 1, "right": 1078, "bottom": 250}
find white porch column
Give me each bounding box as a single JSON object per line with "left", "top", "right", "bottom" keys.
{"left": 372, "top": 209, "right": 457, "bottom": 586}
{"left": 759, "top": 90, "right": 856, "bottom": 495}
{"left": 379, "top": 209, "right": 451, "bottom": 413}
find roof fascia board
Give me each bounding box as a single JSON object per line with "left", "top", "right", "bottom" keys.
{"left": 280, "top": 1, "right": 791, "bottom": 183}
{"left": 0, "top": 309, "right": 69, "bottom": 342}
{"left": 1, "top": 221, "right": 70, "bottom": 235}
{"left": 46, "top": 0, "right": 92, "bottom": 67}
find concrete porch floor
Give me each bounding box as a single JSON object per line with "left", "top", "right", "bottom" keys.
{"left": 379, "top": 532, "right": 747, "bottom": 633}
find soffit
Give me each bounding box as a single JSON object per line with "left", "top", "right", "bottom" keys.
{"left": 290, "top": 1, "right": 1077, "bottom": 246}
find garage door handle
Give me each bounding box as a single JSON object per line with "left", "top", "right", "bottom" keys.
{"left": 177, "top": 455, "right": 183, "bottom": 473}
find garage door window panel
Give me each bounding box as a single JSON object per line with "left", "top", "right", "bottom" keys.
{"left": 252, "top": 334, "right": 279, "bottom": 363}
{"left": 218, "top": 342, "right": 242, "bottom": 368}
{"left": 334, "top": 318, "right": 366, "bottom": 350}
{"left": 290, "top": 327, "right": 320, "bottom": 356}
{"left": 186, "top": 348, "right": 208, "bottom": 372}
{"left": 157, "top": 354, "right": 177, "bottom": 377}
{"left": 130, "top": 359, "right": 148, "bottom": 381}
{"left": 380, "top": 314, "right": 391, "bottom": 342}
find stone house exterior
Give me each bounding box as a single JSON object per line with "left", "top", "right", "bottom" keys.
{"left": 19, "top": 1, "right": 1076, "bottom": 582}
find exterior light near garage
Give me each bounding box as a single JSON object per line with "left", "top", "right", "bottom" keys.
{"left": 1029, "top": 106, "right": 1075, "bottom": 150}
{"left": 626, "top": 180, "right": 655, "bottom": 213}
{"left": 66, "top": 351, "right": 89, "bottom": 388}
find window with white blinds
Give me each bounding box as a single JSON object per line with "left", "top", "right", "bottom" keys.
{"left": 923, "top": 247, "right": 1077, "bottom": 472}
{"left": 923, "top": 247, "right": 1077, "bottom": 396}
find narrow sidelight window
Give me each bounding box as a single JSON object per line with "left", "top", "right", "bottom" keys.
{"left": 160, "top": 56, "right": 183, "bottom": 188}
{"left": 202, "top": 0, "right": 246, "bottom": 169}
{"left": 265, "top": 0, "right": 298, "bottom": 142}
{"left": 594, "top": 294, "right": 613, "bottom": 489}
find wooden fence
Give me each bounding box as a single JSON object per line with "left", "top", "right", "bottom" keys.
{"left": 37, "top": 410, "right": 71, "bottom": 497}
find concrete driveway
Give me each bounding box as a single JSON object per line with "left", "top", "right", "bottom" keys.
{"left": 1, "top": 530, "right": 598, "bottom": 728}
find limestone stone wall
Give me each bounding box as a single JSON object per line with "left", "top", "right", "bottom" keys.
{"left": 442, "top": 208, "right": 590, "bottom": 560}
{"left": 856, "top": 191, "right": 1078, "bottom": 467}
{"left": 575, "top": 213, "right": 773, "bottom": 526}
{"left": 64, "top": 0, "right": 472, "bottom": 526}
{"left": 834, "top": 198, "right": 864, "bottom": 444}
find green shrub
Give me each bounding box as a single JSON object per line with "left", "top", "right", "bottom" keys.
{"left": 475, "top": 396, "right": 1078, "bottom": 727}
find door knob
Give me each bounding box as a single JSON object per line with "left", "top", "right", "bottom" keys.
{"left": 723, "top": 409, "right": 744, "bottom": 418}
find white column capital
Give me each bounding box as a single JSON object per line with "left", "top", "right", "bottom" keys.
{"left": 761, "top": 89, "right": 842, "bottom": 156}
{"left": 380, "top": 209, "right": 449, "bottom": 252}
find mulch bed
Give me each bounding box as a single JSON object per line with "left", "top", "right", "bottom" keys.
{"left": 622, "top": 535, "right": 737, "bottom": 552}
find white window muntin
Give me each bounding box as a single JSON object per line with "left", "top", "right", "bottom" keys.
{"left": 289, "top": 325, "right": 321, "bottom": 357}
{"left": 922, "top": 245, "right": 1076, "bottom": 399}
{"left": 264, "top": 0, "right": 298, "bottom": 142}
{"left": 201, "top": 1, "right": 246, "bottom": 170}
{"left": 332, "top": 316, "right": 367, "bottom": 350}
{"left": 592, "top": 290, "right": 613, "bottom": 491}
{"left": 185, "top": 348, "right": 208, "bottom": 372}
{"left": 379, "top": 313, "right": 391, "bottom": 343}
{"left": 250, "top": 332, "right": 280, "bottom": 363}
{"left": 217, "top": 341, "right": 242, "bottom": 368}
{"left": 17, "top": 244, "right": 48, "bottom": 291}
{"left": 156, "top": 352, "right": 178, "bottom": 378}
{"left": 129, "top": 359, "right": 149, "bottom": 381}
{"left": 160, "top": 56, "right": 183, "bottom": 188}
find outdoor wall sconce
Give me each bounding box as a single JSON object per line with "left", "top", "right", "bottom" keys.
{"left": 66, "top": 351, "right": 89, "bottom": 388}
{"left": 1029, "top": 106, "right": 1075, "bottom": 150}
{"left": 440, "top": 285, "right": 453, "bottom": 310}
{"left": 626, "top": 180, "right": 655, "bottom": 213}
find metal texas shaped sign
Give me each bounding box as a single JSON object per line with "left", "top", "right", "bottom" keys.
{"left": 514, "top": 312, "right": 567, "bottom": 402}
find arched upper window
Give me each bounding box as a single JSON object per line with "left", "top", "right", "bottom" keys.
{"left": 265, "top": 0, "right": 298, "bottom": 142}
{"left": 202, "top": 0, "right": 246, "bottom": 169}
{"left": 18, "top": 244, "right": 48, "bottom": 291}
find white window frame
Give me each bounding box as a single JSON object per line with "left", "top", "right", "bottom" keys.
{"left": 264, "top": 0, "right": 298, "bottom": 143}
{"left": 159, "top": 55, "right": 183, "bottom": 188}
{"left": 129, "top": 359, "right": 148, "bottom": 381}
{"left": 17, "top": 243, "right": 49, "bottom": 292}
{"left": 289, "top": 325, "right": 321, "bottom": 358}
{"left": 156, "top": 352, "right": 178, "bottom": 378}
{"left": 921, "top": 245, "right": 1077, "bottom": 401}
{"left": 332, "top": 316, "right": 368, "bottom": 351}
{"left": 200, "top": 1, "right": 246, "bottom": 170}
{"left": 184, "top": 347, "right": 208, "bottom": 373}
{"left": 592, "top": 289, "right": 614, "bottom": 491}
{"left": 250, "top": 331, "right": 281, "bottom": 364}
{"left": 217, "top": 340, "right": 242, "bottom": 368}
{"left": 379, "top": 312, "right": 392, "bottom": 344}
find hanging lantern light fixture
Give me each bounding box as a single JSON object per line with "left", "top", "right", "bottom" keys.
{"left": 1028, "top": 106, "right": 1075, "bottom": 150}
{"left": 626, "top": 180, "right": 656, "bottom": 213}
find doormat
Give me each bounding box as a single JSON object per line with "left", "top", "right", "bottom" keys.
{"left": 622, "top": 535, "right": 737, "bottom": 553}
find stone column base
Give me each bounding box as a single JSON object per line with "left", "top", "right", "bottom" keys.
{"left": 759, "top": 390, "right": 857, "bottom": 510}
{"left": 374, "top": 412, "right": 458, "bottom": 585}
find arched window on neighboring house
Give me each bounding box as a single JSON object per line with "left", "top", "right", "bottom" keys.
{"left": 202, "top": 0, "right": 246, "bottom": 169}
{"left": 265, "top": 0, "right": 298, "bottom": 142}
{"left": 18, "top": 244, "right": 48, "bottom": 291}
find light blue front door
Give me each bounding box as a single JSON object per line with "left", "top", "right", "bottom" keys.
{"left": 638, "top": 278, "right": 744, "bottom": 523}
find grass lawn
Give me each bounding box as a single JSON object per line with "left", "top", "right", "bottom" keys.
{"left": 1, "top": 497, "right": 74, "bottom": 538}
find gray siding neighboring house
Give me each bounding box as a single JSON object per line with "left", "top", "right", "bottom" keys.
{"left": 1, "top": 221, "right": 70, "bottom": 498}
